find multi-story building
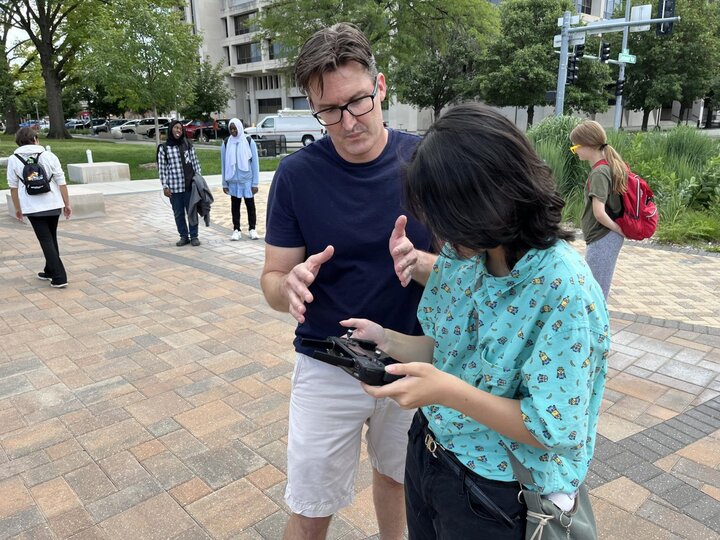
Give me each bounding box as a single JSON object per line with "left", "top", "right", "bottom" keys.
{"left": 183, "top": 0, "right": 310, "bottom": 127}
{"left": 183, "top": 0, "right": 690, "bottom": 131}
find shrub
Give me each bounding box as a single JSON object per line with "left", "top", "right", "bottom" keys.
{"left": 528, "top": 116, "right": 587, "bottom": 196}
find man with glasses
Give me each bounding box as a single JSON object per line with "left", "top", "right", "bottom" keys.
{"left": 261, "top": 22, "right": 434, "bottom": 540}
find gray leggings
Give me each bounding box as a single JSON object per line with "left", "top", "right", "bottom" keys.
{"left": 585, "top": 231, "right": 624, "bottom": 299}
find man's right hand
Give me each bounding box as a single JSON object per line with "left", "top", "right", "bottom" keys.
{"left": 283, "top": 245, "right": 334, "bottom": 323}
{"left": 163, "top": 186, "right": 171, "bottom": 198}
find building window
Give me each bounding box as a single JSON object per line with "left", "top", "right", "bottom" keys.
{"left": 258, "top": 98, "right": 282, "bottom": 114}
{"left": 224, "top": 47, "right": 230, "bottom": 67}
{"left": 237, "top": 42, "right": 261, "bottom": 64}
{"left": 268, "top": 40, "right": 285, "bottom": 60}
{"left": 233, "top": 11, "right": 257, "bottom": 36}
{"left": 223, "top": 17, "right": 228, "bottom": 38}
{"left": 578, "top": 0, "right": 592, "bottom": 15}
{"left": 254, "top": 75, "right": 280, "bottom": 90}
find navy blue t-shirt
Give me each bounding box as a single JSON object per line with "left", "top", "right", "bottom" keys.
{"left": 265, "top": 129, "right": 432, "bottom": 355}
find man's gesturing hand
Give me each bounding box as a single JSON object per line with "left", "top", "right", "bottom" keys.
{"left": 284, "top": 245, "right": 334, "bottom": 323}
{"left": 390, "top": 215, "right": 418, "bottom": 287}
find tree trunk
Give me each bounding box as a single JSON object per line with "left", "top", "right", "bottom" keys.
{"left": 677, "top": 104, "right": 685, "bottom": 126}
{"left": 4, "top": 102, "right": 18, "bottom": 134}
{"left": 153, "top": 104, "right": 160, "bottom": 146}
{"left": 704, "top": 101, "right": 714, "bottom": 129}
{"left": 527, "top": 105, "right": 534, "bottom": 129}
{"left": 641, "top": 108, "right": 651, "bottom": 132}
{"left": 434, "top": 103, "right": 442, "bottom": 122}
{"left": 42, "top": 64, "right": 71, "bottom": 139}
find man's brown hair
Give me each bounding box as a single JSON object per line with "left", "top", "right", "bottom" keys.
{"left": 295, "top": 22, "right": 377, "bottom": 97}
{"left": 15, "top": 126, "right": 38, "bottom": 146}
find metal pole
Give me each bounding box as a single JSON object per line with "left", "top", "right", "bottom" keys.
{"left": 613, "top": 1, "right": 632, "bottom": 130}
{"left": 555, "top": 11, "right": 571, "bottom": 116}
{"left": 34, "top": 102, "right": 39, "bottom": 123}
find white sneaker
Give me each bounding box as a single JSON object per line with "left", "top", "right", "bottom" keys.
{"left": 231, "top": 230, "right": 241, "bottom": 241}
{"left": 249, "top": 229, "right": 259, "bottom": 240}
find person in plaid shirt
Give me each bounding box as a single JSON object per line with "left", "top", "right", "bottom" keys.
{"left": 158, "top": 120, "right": 202, "bottom": 246}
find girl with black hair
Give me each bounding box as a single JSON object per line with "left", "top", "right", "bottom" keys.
{"left": 343, "top": 105, "right": 608, "bottom": 539}
{"left": 158, "top": 119, "right": 202, "bottom": 246}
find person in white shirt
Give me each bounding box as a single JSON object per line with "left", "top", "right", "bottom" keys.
{"left": 8, "top": 127, "right": 72, "bottom": 288}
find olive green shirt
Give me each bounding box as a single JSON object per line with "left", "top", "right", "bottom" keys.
{"left": 581, "top": 164, "right": 622, "bottom": 244}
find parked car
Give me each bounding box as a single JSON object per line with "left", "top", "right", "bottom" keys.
{"left": 244, "top": 114, "right": 323, "bottom": 146}
{"left": 112, "top": 119, "right": 141, "bottom": 139}
{"left": 93, "top": 119, "right": 126, "bottom": 134}
{"left": 181, "top": 119, "right": 231, "bottom": 142}
{"left": 132, "top": 117, "right": 171, "bottom": 138}
{"left": 64, "top": 119, "right": 86, "bottom": 130}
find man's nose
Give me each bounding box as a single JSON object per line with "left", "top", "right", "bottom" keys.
{"left": 340, "top": 109, "right": 357, "bottom": 131}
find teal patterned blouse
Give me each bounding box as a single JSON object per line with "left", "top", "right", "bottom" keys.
{"left": 418, "top": 241, "right": 609, "bottom": 494}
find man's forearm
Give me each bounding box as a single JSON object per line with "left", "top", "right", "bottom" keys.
{"left": 411, "top": 250, "right": 437, "bottom": 286}
{"left": 261, "top": 271, "right": 290, "bottom": 313}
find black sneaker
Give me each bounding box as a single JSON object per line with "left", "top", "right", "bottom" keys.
{"left": 50, "top": 281, "right": 68, "bottom": 288}
{"left": 37, "top": 272, "right": 52, "bottom": 281}
{"left": 176, "top": 237, "right": 191, "bottom": 247}
{"left": 190, "top": 238, "right": 201, "bottom": 246}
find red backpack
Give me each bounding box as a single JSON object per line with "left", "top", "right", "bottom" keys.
{"left": 590, "top": 160, "right": 658, "bottom": 241}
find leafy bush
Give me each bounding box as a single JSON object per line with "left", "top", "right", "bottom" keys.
{"left": 690, "top": 156, "right": 720, "bottom": 210}
{"left": 528, "top": 115, "right": 587, "bottom": 195}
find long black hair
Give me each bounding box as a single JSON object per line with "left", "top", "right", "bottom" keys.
{"left": 405, "top": 104, "right": 573, "bottom": 267}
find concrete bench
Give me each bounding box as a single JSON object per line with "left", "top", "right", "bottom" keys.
{"left": 6, "top": 185, "right": 106, "bottom": 220}
{"left": 67, "top": 162, "right": 130, "bottom": 184}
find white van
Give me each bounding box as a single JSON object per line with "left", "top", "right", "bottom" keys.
{"left": 244, "top": 114, "right": 324, "bottom": 146}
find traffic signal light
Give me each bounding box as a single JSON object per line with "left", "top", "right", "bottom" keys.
{"left": 615, "top": 79, "right": 625, "bottom": 96}
{"left": 599, "top": 41, "right": 611, "bottom": 63}
{"left": 574, "top": 44, "right": 585, "bottom": 60}
{"left": 657, "top": 0, "right": 675, "bottom": 36}
{"left": 566, "top": 55, "right": 579, "bottom": 85}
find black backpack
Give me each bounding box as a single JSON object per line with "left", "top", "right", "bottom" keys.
{"left": 15, "top": 153, "right": 53, "bottom": 195}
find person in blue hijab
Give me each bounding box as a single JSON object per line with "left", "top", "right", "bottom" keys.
{"left": 221, "top": 118, "right": 260, "bottom": 240}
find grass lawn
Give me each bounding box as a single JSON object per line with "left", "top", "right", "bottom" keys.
{"left": 0, "top": 134, "right": 283, "bottom": 190}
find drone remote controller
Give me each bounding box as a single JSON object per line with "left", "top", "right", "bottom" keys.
{"left": 301, "top": 331, "right": 403, "bottom": 386}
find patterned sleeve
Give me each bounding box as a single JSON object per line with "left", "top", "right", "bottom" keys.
{"left": 157, "top": 145, "right": 168, "bottom": 186}
{"left": 190, "top": 146, "right": 201, "bottom": 175}
{"left": 519, "top": 325, "right": 604, "bottom": 453}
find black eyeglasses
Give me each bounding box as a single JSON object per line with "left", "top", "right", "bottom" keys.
{"left": 311, "top": 78, "right": 379, "bottom": 127}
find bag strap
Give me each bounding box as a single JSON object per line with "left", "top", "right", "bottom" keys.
{"left": 504, "top": 447, "right": 554, "bottom": 533}
{"left": 13, "top": 152, "right": 52, "bottom": 185}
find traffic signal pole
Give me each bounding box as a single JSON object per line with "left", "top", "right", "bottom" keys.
{"left": 554, "top": 9, "right": 680, "bottom": 119}
{"left": 554, "top": 12, "right": 572, "bottom": 116}
{"left": 613, "top": 1, "right": 632, "bottom": 130}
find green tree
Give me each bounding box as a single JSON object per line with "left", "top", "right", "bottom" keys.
{"left": 181, "top": 57, "right": 233, "bottom": 121}
{"left": 87, "top": 0, "right": 201, "bottom": 144}
{"left": 564, "top": 38, "right": 614, "bottom": 117}
{"left": 0, "top": 13, "right": 20, "bottom": 134}
{"left": 623, "top": 0, "right": 720, "bottom": 130}
{"left": 259, "top": 1, "right": 391, "bottom": 77}
{"left": 391, "top": 0, "right": 498, "bottom": 120}
{"left": 481, "top": 0, "right": 575, "bottom": 127}
{"left": 0, "top": 0, "right": 102, "bottom": 138}
{"left": 258, "top": 0, "right": 497, "bottom": 119}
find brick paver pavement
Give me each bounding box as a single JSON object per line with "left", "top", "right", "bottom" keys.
{"left": 1, "top": 174, "right": 719, "bottom": 539}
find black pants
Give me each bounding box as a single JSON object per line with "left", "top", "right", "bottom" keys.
{"left": 27, "top": 214, "right": 67, "bottom": 285}
{"left": 231, "top": 195, "right": 256, "bottom": 231}
{"left": 405, "top": 411, "right": 526, "bottom": 540}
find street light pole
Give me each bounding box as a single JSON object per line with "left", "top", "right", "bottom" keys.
{"left": 34, "top": 101, "right": 39, "bottom": 123}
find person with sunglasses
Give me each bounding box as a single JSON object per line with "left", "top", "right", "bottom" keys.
{"left": 570, "top": 120, "right": 627, "bottom": 299}
{"left": 261, "top": 22, "right": 434, "bottom": 540}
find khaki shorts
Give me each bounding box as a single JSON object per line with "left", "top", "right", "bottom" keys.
{"left": 285, "top": 353, "right": 414, "bottom": 517}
